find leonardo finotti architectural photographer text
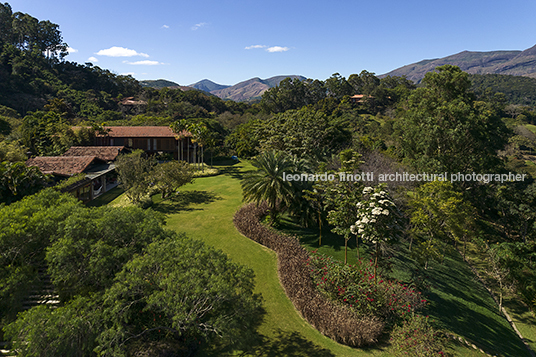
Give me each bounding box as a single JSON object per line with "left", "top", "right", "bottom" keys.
{"left": 282, "top": 172, "right": 527, "bottom": 184}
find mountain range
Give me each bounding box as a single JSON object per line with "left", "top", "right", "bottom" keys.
{"left": 383, "top": 44, "right": 536, "bottom": 83}
{"left": 140, "top": 44, "right": 536, "bottom": 101}
{"left": 188, "top": 75, "right": 306, "bottom": 101}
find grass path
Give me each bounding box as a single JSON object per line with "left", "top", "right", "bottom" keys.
{"left": 150, "top": 161, "right": 386, "bottom": 356}
{"left": 103, "top": 160, "right": 501, "bottom": 356}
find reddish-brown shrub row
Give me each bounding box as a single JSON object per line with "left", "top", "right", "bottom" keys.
{"left": 233, "top": 203, "right": 384, "bottom": 347}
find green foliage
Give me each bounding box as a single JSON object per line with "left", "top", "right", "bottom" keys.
{"left": 495, "top": 181, "right": 536, "bottom": 242}
{"left": 4, "top": 299, "right": 99, "bottom": 357}
{"left": 396, "top": 65, "right": 509, "bottom": 176}
{"left": 241, "top": 150, "right": 302, "bottom": 222}
{"left": 46, "top": 206, "right": 169, "bottom": 299}
{"left": 2, "top": 187, "right": 263, "bottom": 355}
{"left": 0, "top": 140, "right": 27, "bottom": 162}
{"left": 151, "top": 160, "right": 194, "bottom": 198}
{"left": 0, "top": 160, "right": 48, "bottom": 203}
{"left": 96, "top": 235, "right": 263, "bottom": 355}
{"left": 260, "top": 77, "right": 327, "bottom": 113}
{"left": 0, "top": 189, "right": 82, "bottom": 323}
{"left": 114, "top": 149, "right": 156, "bottom": 204}
{"left": 257, "top": 107, "right": 351, "bottom": 159}
{"left": 225, "top": 118, "right": 262, "bottom": 158}
{"left": 408, "top": 180, "right": 475, "bottom": 268}
{"left": 471, "top": 73, "right": 536, "bottom": 107}
{"left": 20, "top": 110, "right": 91, "bottom": 155}
{"left": 390, "top": 314, "right": 447, "bottom": 357}
{"left": 493, "top": 241, "right": 536, "bottom": 307}
{"left": 308, "top": 253, "right": 427, "bottom": 323}
{"left": 52, "top": 173, "right": 88, "bottom": 192}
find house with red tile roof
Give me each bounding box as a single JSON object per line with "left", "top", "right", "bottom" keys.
{"left": 27, "top": 154, "right": 118, "bottom": 203}
{"left": 90, "top": 126, "right": 192, "bottom": 161}
{"left": 62, "top": 146, "right": 129, "bottom": 162}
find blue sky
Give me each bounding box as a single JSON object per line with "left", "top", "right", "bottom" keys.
{"left": 6, "top": 0, "right": 536, "bottom": 86}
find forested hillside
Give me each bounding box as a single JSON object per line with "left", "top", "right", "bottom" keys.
{"left": 470, "top": 73, "right": 536, "bottom": 107}
{"left": 4, "top": 2, "right": 536, "bottom": 356}
{"left": 383, "top": 44, "right": 536, "bottom": 82}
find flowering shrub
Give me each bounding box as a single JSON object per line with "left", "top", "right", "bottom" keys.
{"left": 390, "top": 314, "right": 447, "bottom": 357}
{"left": 308, "top": 252, "right": 427, "bottom": 322}
{"left": 234, "top": 202, "right": 384, "bottom": 347}
{"left": 351, "top": 185, "right": 403, "bottom": 245}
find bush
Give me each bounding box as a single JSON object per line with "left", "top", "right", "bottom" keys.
{"left": 308, "top": 252, "right": 427, "bottom": 323}
{"left": 233, "top": 202, "right": 384, "bottom": 347}
{"left": 390, "top": 314, "right": 447, "bottom": 357}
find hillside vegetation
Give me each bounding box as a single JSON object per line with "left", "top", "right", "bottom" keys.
{"left": 3, "top": 2, "right": 536, "bottom": 356}
{"left": 383, "top": 44, "right": 536, "bottom": 83}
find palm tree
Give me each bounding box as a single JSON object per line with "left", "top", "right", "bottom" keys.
{"left": 187, "top": 122, "right": 206, "bottom": 170}
{"left": 170, "top": 119, "right": 189, "bottom": 162}
{"left": 242, "top": 150, "right": 297, "bottom": 223}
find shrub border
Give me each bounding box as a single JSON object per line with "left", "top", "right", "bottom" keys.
{"left": 233, "top": 202, "right": 384, "bottom": 347}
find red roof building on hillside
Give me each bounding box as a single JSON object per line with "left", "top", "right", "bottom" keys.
{"left": 350, "top": 94, "right": 374, "bottom": 103}
{"left": 93, "top": 126, "right": 193, "bottom": 161}
{"left": 26, "top": 156, "right": 105, "bottom": 176}
{"left": 62, "top": 146, "right": 128, "bottom": 162}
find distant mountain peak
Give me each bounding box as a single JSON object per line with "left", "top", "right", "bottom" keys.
{"left": 188, "top": 79, "right": 230, "bottom": 93}
{"left": 191, "top": 75, "right": 306, "bottom": 102}
{"left": 383, "top": 44, "right": 536, "bottom": 82}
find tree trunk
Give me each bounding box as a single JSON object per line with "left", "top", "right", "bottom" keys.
{"left": 201, "top": 145, "right": 204, "bottom": 172}
{"left": 318, "top": 212, "right": 322, "bottom": 246}
{"left": 356, "top": 234, "right": 360, "bottom": 260}
{"left": 344, "top": 238, "right": 348, "bottom": 264}
{"left": 374, "top": 243, "right": 379, "bottom": 284}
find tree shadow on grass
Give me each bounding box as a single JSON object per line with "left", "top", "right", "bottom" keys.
{"left": 152, "top": 190, "right": 221, "bottom": 214}
{"left": 426, "top": 292, "right": 530, "bottom": 357}
{"left": 219, "top": 165, "right": 248, "bottom": 180}
{"left": 503, "top": 298, "right": 536, "bottom": 330}
{"left": 246, "top": 330, "right": 337, "bottom": 357}
{"left": 277, "top": 216, "right": 348, "bottom": 253}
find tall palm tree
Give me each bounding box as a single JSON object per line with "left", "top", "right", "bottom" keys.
{"left": 170, "top": 119, "right": 189, "bottom": 162}
{"left": 241, "top": 150, "right": 297, "bottom": 223}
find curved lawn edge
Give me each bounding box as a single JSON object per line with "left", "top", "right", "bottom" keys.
{"left": 233, "top": 202, "right": 384, "bottom": 347}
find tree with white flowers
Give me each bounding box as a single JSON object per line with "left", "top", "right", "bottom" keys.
{"left": 351, "top": 185, "right": 403, "bottom": 281}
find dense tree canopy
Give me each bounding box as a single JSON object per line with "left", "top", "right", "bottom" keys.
{"left": 396, "top": 65, "right": 510, "bottom": 176}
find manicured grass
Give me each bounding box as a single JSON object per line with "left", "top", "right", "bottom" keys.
{"left": 97, "top": 161, "right": 517, "bottom": 356}
{"left": 277, "top": 217, "right": 531, "bottom": 356}
{"left": 150, "top": 161, "right": 385, "bottom": 356}
{"left": 86, "top": 187, "right": 125, "bottom": 207}
{"left": 463, "top": 240, "right": 536, "bottom": 353}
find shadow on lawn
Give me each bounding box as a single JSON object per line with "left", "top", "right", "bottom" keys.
{"left": 219, "top": 165, "right": 247, "bottom": 180}
{"left": 152, "top": 190, "right": 221, "bottom": 214}
{"left": 504, "top": 298, "right": 536, "bottom": 328}
{"left": 249, "top": 330, "right": 337, "bottom": 357}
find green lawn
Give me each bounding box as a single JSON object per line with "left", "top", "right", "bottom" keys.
{"left": 463, "top": 240, "right": 536, "bottom": 354}
{"left": 150, "top": 161, "right": 379, "bottom": 356}
{"left": 94, "top": 160, "right": 523, "bottom": 356}
{"left": 276, "top": 212, "right": 531, "bottom": 356}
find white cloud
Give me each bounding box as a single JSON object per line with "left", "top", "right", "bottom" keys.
{"left": 124, "top": 60, "right": 162, "bottom": 66}
{"left": 245, "top": 45, "right": 267, "bottom": 50}
{"left": 266, "top": 46, "right": 289, "bottom": 53}
{"left": 161, "top": 25, "right": 169, "bottom": 29}
{"left": 121, "top": 72, "right": 136, "bottom": 76}
{"left": 191, "top": 22, "right": 207, "bottom": 31}
{"left": 87, "top": 56, "right": 99, "bottom": 63}
{"left": 67, "top": 47, "right": 78, "bottom": 53}
{"left": 96, "top": 46, "right": 149, "bottom": 58}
